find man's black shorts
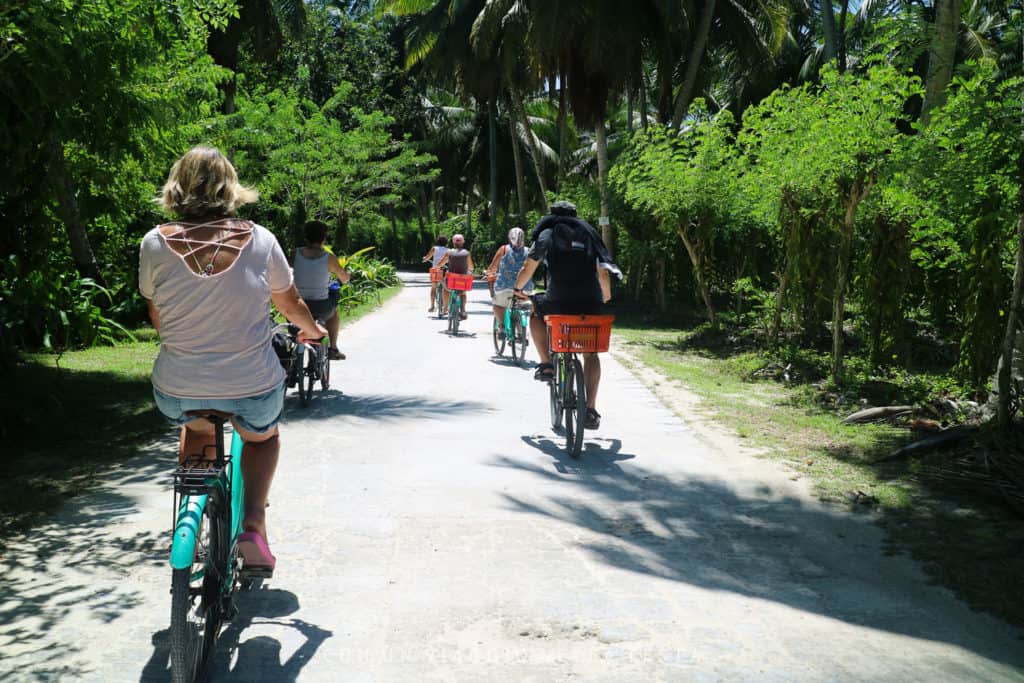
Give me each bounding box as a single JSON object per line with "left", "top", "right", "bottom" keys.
{"left": 530, "top": 292, "right": 603, "bottom": 317}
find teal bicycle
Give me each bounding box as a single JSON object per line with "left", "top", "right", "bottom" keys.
{"left": 493, "top": 296, "right": 531, "bottom": 365}
{"left": 445, "top": 272, "right": 475, "bottom": 335}
{"left": 169, "top": 411, "right": 263, "bottom": 682}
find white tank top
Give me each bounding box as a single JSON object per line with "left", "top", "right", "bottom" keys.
{"left": 431, "top": 246, "right": 448, "bottom": 267}
{"left": 294, "top": 248, "right": 330, "bottom": 300}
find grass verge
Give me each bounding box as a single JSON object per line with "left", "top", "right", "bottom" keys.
{"left": 0, "top": 283, "right": 403, "bottom": 544}
{"left": 613, "top": 319, "right": 1024, "bottom": 628}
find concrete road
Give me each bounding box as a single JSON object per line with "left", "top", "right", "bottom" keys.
{"left": 2, "top": 272, "right": 1023, "bottom": 682}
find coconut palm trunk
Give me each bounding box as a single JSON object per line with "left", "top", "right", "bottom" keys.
{"left": 671, "top": 0, "right": 717, "bottom": 129}
{"left": 595, "top": 119, "right": 613, "bottom": 254}
{"left": 997, "top": 187, "right": 1024, "bottom": 426}
{"left": 921, "top": 0, "right": 962, "bottom": 127}
{"left": 511, "top": 87, "right": 549, "bottom": 209}
{"left": 488, "top": 98, "right": 498, "bottom": 233}
{"left": 509, "top": 110, "right": 528, "bottom": 215}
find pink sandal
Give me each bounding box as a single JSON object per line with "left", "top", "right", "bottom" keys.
{"left": 237, "top": 531, "right": 276, "bottom": 577}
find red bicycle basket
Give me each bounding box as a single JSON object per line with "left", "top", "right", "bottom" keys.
{"left": 447, "top": 273, "right": 474, "bottom": 291}
{"left": 545, "top": 315, "right": 615, "bottom": 353}
{"left": 429, "top": 267, "right": 442, "bottom": 283}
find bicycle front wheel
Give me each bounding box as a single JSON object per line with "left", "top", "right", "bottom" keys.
{"left": 564, "top": 357, "right": 586, "bottom": 457}
{"left": 170, "top": 490, "right": 227, "bottom": 683}
{"left": 493, "top": 318, "right": 505, "bottom": 355}
{"left": 549, "top": 354, "right": 563, "bottom": 430}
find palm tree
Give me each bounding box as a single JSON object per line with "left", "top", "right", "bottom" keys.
{"left": 206, "top": 0, "right": 308, "bottom": 114}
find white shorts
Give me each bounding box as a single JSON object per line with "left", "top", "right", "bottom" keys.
{"left": 492, "top": 289, "right": 515, "bottom": 307}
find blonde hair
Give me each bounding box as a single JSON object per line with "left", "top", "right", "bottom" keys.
{"left": 159, "top": 146, "right": 258, "bottom": 217}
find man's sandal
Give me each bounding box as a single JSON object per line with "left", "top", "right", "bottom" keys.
{"left": 534, "top": 362, "right": 554, "bottom": 382}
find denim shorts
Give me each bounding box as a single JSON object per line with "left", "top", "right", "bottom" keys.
{"left": 153, "top": 384, "right": 285, "bottom": 435}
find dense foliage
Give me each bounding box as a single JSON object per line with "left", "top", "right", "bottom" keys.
{"left": 2, "top": 0, "right": 1022, "bottom": 419}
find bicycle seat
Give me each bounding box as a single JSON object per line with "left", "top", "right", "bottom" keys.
{"left": 184, "top": 409, "right": 235, "bottom": 419}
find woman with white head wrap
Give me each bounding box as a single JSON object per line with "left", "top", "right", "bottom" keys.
{"left": 485, "top": 227, "right": 534, "bottom": 332}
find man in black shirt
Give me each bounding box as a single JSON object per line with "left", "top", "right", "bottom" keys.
{"left": 513, "top": 201, "right": 613, "bottom": 429}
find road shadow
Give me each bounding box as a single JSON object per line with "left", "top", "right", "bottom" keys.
{"left": 283, "top": 391, "right": 491, "bottom": 423}
{"left": 518, "top": 435, "right": 637, "bottom": 475}
{"left": 488, "top": 356, "right": 535, "bottom": 371}
{"left": 495, "top": 457, "right": 1024, "bottom": 671}
{"left": 140, "top": 587, "right": 331, "bottom": 682}
{"left": 0, "top": 434, "right": 176, "bottom": 680}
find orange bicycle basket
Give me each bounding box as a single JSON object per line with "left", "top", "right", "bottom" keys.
{"left": 446, "top": 273, "right": 474, "bottom": 291}
{"left": 429, "top": 267, "right": 443, "bottom": 283}
{"left": 545, "top": 315, "right": 615, "bottom": 353}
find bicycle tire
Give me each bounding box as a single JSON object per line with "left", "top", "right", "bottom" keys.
{"left": 565, "top": 357, "right": 586, "bottom": 456}
{"left": 509, "top": 317, "right": 517, "bottom": 362}
{"left": 449, "top": 294, "right": 460, "bottom": 335}
{"left": 296, "top": 345, "right": 310, "bottom": 406}
{"left": 170, "top": 489, "right": 226, "bottom": 683}
{"left": 511, "top": 315, "right": 527, "bottom": 365}
{"left": 320, "top": 341, "right": 330, "bottom": 392}
{"left": 493, "top": 318, "right": 506, "bottom": 355}
{"left": 435, "top": 285, "right": 445, "bottom": 319}
{"left": 304, "top": 346, "right": 318, "bottom": 402}
{"left": 549, "top": 354, "right": 563, "bottom": 430}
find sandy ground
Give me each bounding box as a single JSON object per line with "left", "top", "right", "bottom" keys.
{"left": 2, "top": 272, "right": 1022, "bottom": 682}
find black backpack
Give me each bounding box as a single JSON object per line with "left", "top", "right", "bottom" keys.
{"left": 546, "top": 219, "right": 599, "bottom": 292}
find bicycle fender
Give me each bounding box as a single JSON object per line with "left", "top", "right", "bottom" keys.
{"left": 170, "top": 494, "right": 208, "bottom": 570}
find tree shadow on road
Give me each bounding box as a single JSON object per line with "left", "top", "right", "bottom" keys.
{"left": 0, "top": 434, "right": 175, "bottom": 680}
{"left": 497, "top": 457, "right": 1024, "bottom": 672}
{"left": 140, "top": 587, "right": 332, "bottom": 682}
{"left": 283, "top": 392, "right": 491, "bottom": 423}
{"left": 519, "top": 435, "right": 637, "bottom": 475}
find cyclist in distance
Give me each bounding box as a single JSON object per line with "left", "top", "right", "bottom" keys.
{"left": 434, "top": 233, "right": 474, "bottom": 320}
{"left": 294, "top": 220, "right": 352, "bottom": 361}
{"left": 485, "top": 227, "right": 533, "bottom": 328}
{"left": 513, "top": 200, "right": 615, "bottom": 429}
{"left": 139, "top": 146, "right": 326, "bottom": 575}
{"left": 422, "top": 234, "right": 448, "bottom": 313}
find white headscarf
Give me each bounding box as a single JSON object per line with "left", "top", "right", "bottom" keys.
{"left": 508, "top": 227, "right": 525, "bottom": 249}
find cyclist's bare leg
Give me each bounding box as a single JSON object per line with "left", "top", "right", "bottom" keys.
{"left": 492, "top": 304, "right": 506, "bottom": 324}
{"left": 443, "top": 290, "right": 451, "bottom": 314}
{"left": 583, "top": 352, "right": 601, "bottom": 410}
{"left": 180, "top": 420, "right": 216, "bottom": 464}
{"left": 232, "top": 423, "right": 280, "bottom": 542}
{"left": 325, "top": 310, "right": 340, "bottom": 352}
{"left": 530, "top": 314, "right": 550, "bottom": 365}
{"left": 429, "top": 282, "right": 437, "bottom": 311}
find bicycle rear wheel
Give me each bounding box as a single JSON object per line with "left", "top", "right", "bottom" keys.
{"left": 564, "top": 357, "right": 586, "bottom": 457}
{"left": 170, "top": 489, "right": 227, "bottom": 683}
{"left": 320, "top": 341, "right": 330, "bottom": 392}
{"left": 449, "top": 294, "right": 461, "bottom": 335}
{"left": 296, "top": 346, "right": 310, "bottom": 406}
{"left": 511, "top": 315, "right": 528, "bottom": 365}
{"left": 304, "top": 346, "right": 318, "bottom": 402}
{"left": 435, "top": 285, "right": 445, "bottom": 319}
{"left": 549, "top": 354, "right": 563, "bottom": 430}
{"left": 493, "top": 317, "right": 505, "bottom": 355}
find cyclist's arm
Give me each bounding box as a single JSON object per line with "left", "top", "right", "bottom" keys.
{"left": 422, "top": 247, "right": 434, "bottom": 262}
{"left": 485, "top": 246, "right": 504, "bottom": 274}
{"left": 146, "top": 298, "right": 160, "bottom": 332}
{"left": 272, "top": 284, "right": 325, "bottom": 340}
{"left": 435, "top": 253, "right": 450, "bottom": 269}
{"left": 597, "top": 263, "right": 611, "bottom": 303}
{"left": 467, "top": 254, "right": 475, "bottom": 272}
{"left": 327, "top": 255, "right": 351, "bottom": 283}
{"left": 513, "top": 257, "right": 540, "bottom": 291}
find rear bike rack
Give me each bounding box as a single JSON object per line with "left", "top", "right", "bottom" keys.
{"left": 173, "top": 455, "right": 229, "bottom": 496}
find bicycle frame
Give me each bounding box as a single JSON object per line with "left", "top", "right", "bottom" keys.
{"left": 503, "top": 299, "right": 530, "bottom": 340}
{"left": 170, "top": 430, "right": 245, "bottom": 579}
